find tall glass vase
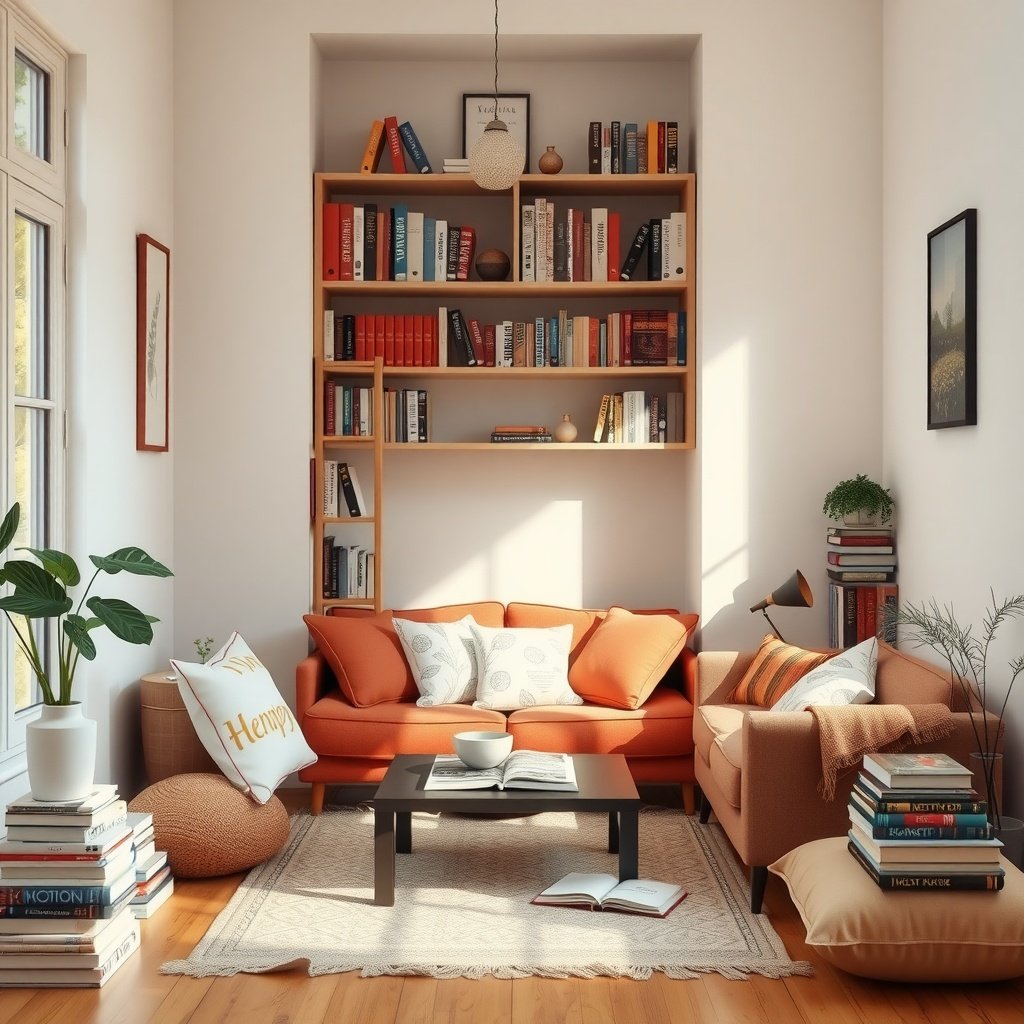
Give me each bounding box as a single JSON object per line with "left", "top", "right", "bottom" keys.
{"left": 970, "top": 751, "right": 1024, "bottom": 870}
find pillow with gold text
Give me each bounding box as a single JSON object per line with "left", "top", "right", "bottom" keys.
{"left": 171, "top": 632, "right": 316, "bottom": 804}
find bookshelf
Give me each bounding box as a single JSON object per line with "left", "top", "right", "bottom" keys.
{"left": 312, "top": 171, "right": 697, "bottom": 613}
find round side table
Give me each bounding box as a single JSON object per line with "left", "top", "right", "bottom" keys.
{"left": 139, "top": 672, "right": 217, "bottom": 783}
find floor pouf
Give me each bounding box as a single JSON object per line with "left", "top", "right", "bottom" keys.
{"left": 129, "top": 773, "right": 290, "bottom": 878}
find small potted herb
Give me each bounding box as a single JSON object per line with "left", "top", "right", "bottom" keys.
{"left": 822, "top": 474, "right": 895, "bottom": 526}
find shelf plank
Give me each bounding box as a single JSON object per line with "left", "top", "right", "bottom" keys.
{"left": 325, "top": 364, "right": 689, "bottom": 380}
{"left": 323, "top": 434, "right": 376, "bottom": 444}
{"left": 384, "top": 442, "right": 693, "bottom": 451}
{"left": 319, "top": 279, "right": 688, "bottom": 298}
{"left": 324, "top": 516, "right": 376, "bottom": 525}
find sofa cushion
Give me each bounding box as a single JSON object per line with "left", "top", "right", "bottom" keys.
{"left": 728, "top": 634, "right": 834, "bottom": 707}
{"left": 301, "top": 691, "right": 507, "bottom": 758}
{"left": 305, "top": 602, "right": 505, "bottom": 707}
{"left": 710, "top": 728, "right": 744, "bottom": 809}
{"left": 568, "top": 607, "right": 692, "bottom": 710}
{"left": 770, "top": 637, "right": 877, "bottom": 712}
{"left": 770, "top": 837, "right": 1024, "bottom": 982}
{"left": 469, "top": 623, "right": 582, "bottom": 711}
{"left": 693, "top": 703, "right": 750, "bottom": 764}
{"left": 392, "top": 615, "right": 478, "bottom": 706}
{"left": 507, "top": 687, "right": 694, "bottom": 758}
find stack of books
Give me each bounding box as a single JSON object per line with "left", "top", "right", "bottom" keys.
{"left": 442, "top": 158, "right": 469, "bottom": 174}
{"left": 0, "top": 785, "right": 141, "bottom": 986}
{"left": 826, "top": 523, "right": 898, "bottom": 648}
{"left": 490, "top": 425, "right": 552, "bottom": 444}
{"left": 848, "top": 752, "right": 1005, "bottom": 891}
{"left": 126, "top": 811, "right": 174, "bottom": 919}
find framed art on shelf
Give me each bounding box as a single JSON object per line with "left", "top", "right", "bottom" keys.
{"left": 462, "top": 92, "right": 530, "bottom": 173}
{"left": 926, "top": 208, "right": 976, "bottom": 429}
{"left": 136, "top": 233, "right": 171, "bottom": 452}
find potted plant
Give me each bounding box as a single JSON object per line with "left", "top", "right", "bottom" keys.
{"left": 891, "top": 592, "right": 1024, "bottom": 850}
{"left": 822, "top": 473, "right": 895, "bottom": 526}
{"left": 0, "top": 502, "right": 173, "bottom": 800}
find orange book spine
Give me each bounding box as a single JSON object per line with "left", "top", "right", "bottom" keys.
{"left": 646, "top": 121, "right": 659, "bottom": 174}
{"left": 374, "top": 314, "right": 385, "bottom": 361}
{"left": 386, "top": 314, "right": 397, "bottom": 366}
{"left": 607, "top": 211, "right": 621, "bottom": 281}
{"left": 360, "top": 119, "right": 386, "bottom": 174}
{"left": 413, "top": 315, "right": 424, "bottom": 366}
{"left": 589, "top": 318, "right": 600, "bottom": 368}
{"left": 403, "top": 314, "right": 415, "bottom": 366}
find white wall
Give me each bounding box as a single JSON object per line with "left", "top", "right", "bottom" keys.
{"left": 0, "top": 0, "right": 176, "bottom": 806}
{"left": 883, "top": 0, "right": 1024, "bottom": 815}
{"left": 171, "top": 0, "right": 883, "bottom": 724}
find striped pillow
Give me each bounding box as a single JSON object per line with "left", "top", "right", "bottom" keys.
{"left": 728, "top": 635, "right": 834, "bottom": 707}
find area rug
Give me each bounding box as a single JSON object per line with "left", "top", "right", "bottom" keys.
{"left": 161, "top": 806, "right": 812, "bottom": 980}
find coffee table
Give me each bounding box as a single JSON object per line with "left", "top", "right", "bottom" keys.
{"left": 372, "top": 753, "right": 641, "bottom": 906}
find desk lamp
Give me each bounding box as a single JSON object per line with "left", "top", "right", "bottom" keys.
{"left": 749, "top": 570, "right": 813, "bottom": 643}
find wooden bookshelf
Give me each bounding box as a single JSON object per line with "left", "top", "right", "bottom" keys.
{"left": 311, "top": 171, "right": 697, "bottom": 613}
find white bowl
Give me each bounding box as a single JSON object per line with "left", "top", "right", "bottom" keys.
{"left": 453, "top": 730, "right": 513, "bottom": 770}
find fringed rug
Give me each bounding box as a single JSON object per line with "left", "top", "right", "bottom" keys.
{"left": 162, "top": 806, "right": 811, "bottom": 981}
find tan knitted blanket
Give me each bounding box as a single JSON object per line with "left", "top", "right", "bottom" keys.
{"left": 810, "top": 703, "right": 956, "bottom": 801}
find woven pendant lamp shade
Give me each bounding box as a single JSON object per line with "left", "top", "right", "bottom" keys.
{"left": 470, "top": 119, "right": 524, "bottom": 190}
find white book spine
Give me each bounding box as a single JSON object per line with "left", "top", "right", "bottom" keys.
{"left": 353, "top": 206, "right": 364, "bottom": 281}
{"left": 437, "top": 306, "right": 448, "bottom": 368}
{"left": 323, "top": 461, "right": 337, "bottom": 517}
{"left": 668, "top": 211, "right": 686, "bottom": 278}
{"left": 407, "top": 210, "right": 424, "bottom": 281}
{"left": 592, "top": 207, "right": 608, "bottom": 283}
{"left": 359, "top": 387, "right": 372, "bottom": 436}
{"left": 601, "top": 125, "right": 611, "bottom": 173}
{"left": 405, "top": 389, "right": 419, "bottom": 443}
{"left": 323, "top": 309, "right": 334, "bottom": 360}
{"left": 347, "top": 464, "right": 368, "bottom": 515}
{"left": 501, "top": 321, "right": 514, "bottom": 367}
{"left": 434, "top": 219, "right": 447, "bottom": 282}
{"left": 566, "top": 208, "right": 574, "bottom": 282}
{"left": 534, "top": 199, "right": 547, "bottom": 282}
{"left": 366, "top": 552, "right": 375, "bottom": 599}
{"left": 521, "top": 205, "right": 535, "bottom": 282}
{"left": 661, "top": 218, "right": 671, "bottom": 280}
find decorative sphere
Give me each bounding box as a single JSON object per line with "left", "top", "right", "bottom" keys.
{"left": 554, "top": 414, "right": 578, "bottom": 443}
{"left": 475, "top": 248, "right": 511, "bottom": 281}
{"left": 538, "top": 146, "right": 564, "bottom": 174}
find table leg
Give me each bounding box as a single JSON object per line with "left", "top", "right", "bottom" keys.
{"left": 618, "top": 809, "right": 639, "bottom": 881}
{"left": 608, "top": 811, "right": 619, "bottom": 853}
{"left": 397, "top": 810, "right": 412, "bottom": 854}
{"left": 374, "top": 809, "right": 396, "bottom": 906}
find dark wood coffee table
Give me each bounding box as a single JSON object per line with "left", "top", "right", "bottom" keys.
{"left": 372, "top": 753, "right": 641, "bottom": 906}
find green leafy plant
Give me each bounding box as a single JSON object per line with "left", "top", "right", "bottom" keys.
{"left": 193, "top": 636, "right": 215, "bottom": 663}
{"left": 0, "top": 503, "right": 173, "bottom": 706}
{"left": 891, "top": 592, "right": 1024, "bottom": 827}
{"left": 822, "top": 473, "right": 894, "bottom": 523}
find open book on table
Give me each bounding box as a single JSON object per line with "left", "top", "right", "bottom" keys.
{"left": 532, "top": 872, "right": 687, "bottom": 918}
{"left": 424, "top": 751, "right": 578, "bottom": 791}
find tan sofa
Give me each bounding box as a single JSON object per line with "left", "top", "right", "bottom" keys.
{"left": 694, "top": 641, "right": 1002, "bottom": 912}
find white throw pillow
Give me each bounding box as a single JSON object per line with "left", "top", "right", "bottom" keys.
{"left": 469, "top": 623, "right": 582, "bottom": 711}
{"left": 170, "top": 632, "right": 317, "bottom": 804}
{"left": 769, "top": 636, "right": 877, "bottom": 712}
{"left": 392, "top": 615, "right": 478, "bottom": 706}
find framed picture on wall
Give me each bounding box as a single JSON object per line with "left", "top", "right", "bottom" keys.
{"left": 136, "top": 233, "right": 171, "bottom": 452}
{"left": 927, "top": 208, "right": 976, "bottom": 429}
{"left": 462, "top": 92, "right": 530, "bottom": 172}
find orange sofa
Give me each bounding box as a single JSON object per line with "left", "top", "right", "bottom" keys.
{"left": 296, "top": 601, "right": 699, "bottom": 814}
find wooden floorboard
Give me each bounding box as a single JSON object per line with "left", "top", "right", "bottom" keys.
{"left": 4, "top": 789, "right": 1024, "bottom": 1024}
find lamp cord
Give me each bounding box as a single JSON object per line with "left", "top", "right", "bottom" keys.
{"left": 492, "top": 0, "right": 499, "bottom": 119}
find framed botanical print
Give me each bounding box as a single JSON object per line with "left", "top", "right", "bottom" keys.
{"left": 136, "top": 233, "right": 170, "bottom": 451}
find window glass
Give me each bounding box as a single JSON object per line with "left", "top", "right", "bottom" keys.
{"left": 14, "top": 212, "right": 48, "bottom": 399}
{"left": 13, "top": 49, "right": 50, "bottom": 161}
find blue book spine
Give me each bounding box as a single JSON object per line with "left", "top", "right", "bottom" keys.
{"left": 548, "top": 316, "right": 559, "bottom": 368}
{"left": 423, "top": 218, "right": 436, "bottom": 282}
{"left": 599, "top": 319, "right": 608, "bottom": 366}
{"left": 398, "top": 121, "right": 432, "bottom": 173}
{"left": 677, "top": 311, "right": 687, "bottom": 366}
{"left": 392, "top": 204, "right": 408, "bottom": 281}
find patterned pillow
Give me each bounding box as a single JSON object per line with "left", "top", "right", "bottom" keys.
{"left": 727, "top": 634, "right": 833, "bottom": 707}
{"left": 392, "top": 615, "right": 478, "bottom": 706}
{"left": 770, "top": 637, "right": 877, "bottom": 712}
{"left": 468, "top": 623, "right": 582, "bottom": 711}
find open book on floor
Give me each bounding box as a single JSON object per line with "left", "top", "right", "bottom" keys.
{"left": 424, "top": 751, "right": 578, "bottom": 791}
{"left": 532, "top": 872, "right": 687, "bottom": 918}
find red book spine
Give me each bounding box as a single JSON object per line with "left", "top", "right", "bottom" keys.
{"left": 385, "top": 314, "right": 397, "bottom": 366}
{"left": 384, "top": 116, "right": 407, "bottom": 173}
{"left": 589, "top": 318, "right": 600, "bottom": 368}
{"left": 622, "top": 310, "right": 633, "bottom": 366}
{"left": 657, "top": 122, "right": 666, "bottom": 173}
{"left": 865, "top": 586, "right": 878, "bottom": 641}
{"left": 428, "top": 318, "right": 438, "bottom": 366}
{"left": 355, "top": 314, "right": 366, "bottom": 362}
{"left": 607, "top": 211, "right": 621, "bottom": 281}
{"left": 571, "top": 209, "right": 584, "bottom": 282}
{"left": 830, "top": 535, "right": 893, "bottom": 546}
{"left": 374, "top": 314, "right": 385, "bottom": 360}
{"left": 856, "top": 587, "right": 867, "bottom": 643}
{"left": 483, "top": 323, "right": 496, "bottom": 367}
{"left": 467, "top": 318, "right": 485, "bottom": 365}
{"left": 322, "top": 202, "right": 340, "bottom": 280}
{"left": 404, "top": 314, "right": 415, "bottom": 366}
{"left": 413, "top": 315, "right": 424, "bottom": 366}
{"left": 457, "top": 226, "right": 476, "bottom": 281}
{"left": 338, "top": 203, "right": 355, "bottom": 281}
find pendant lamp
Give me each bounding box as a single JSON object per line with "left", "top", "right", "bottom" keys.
{"left": 469, "top": 0, "right": 524, "bottom": 190}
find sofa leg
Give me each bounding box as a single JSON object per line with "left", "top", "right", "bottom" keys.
{"left": 310, "top": 782, "right": 326, "bottom": 816}
{"left": 750, "top": 866, "right": 768, "bottom": 914}
{"left": 681, "top": 783, "right": 696, "bottom": 816}
{"left": 697, "top": 791, "right": 712, "bottom": 824}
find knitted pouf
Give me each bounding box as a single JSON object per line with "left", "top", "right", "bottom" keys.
{"left": 128, "top": 773, "right": 290, "bottom": 878}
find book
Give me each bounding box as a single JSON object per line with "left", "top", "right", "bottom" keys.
{"left": 0, "top": 824, "right": 133, "bottom": 862}
{"left": 0, "top": 845, "right": 136, "bottom": 881}
{"left": 130, "top": 873, "right": 174, "bottom": 919}
{"left": 852, "top": 776, "right": 986, "bottom": 813}
{"left": 0, "top": 921, "right": 140, "bottom": 986}
{"left": 827, "top": 535, "right": 896, "bottom": 548}
{"left": 490, "top": 433, "right": 553, "bottom": 443}
{"left": 6, "top": 786, "right": 118, "bottom": 817}
{"left": 532, "top": 872, "right": 686, "bottom": 918}
{"left": 848, "top": 840, "right": 1005, "bottom": 891}
{"left": 588, "top": 121, "right": 601, "bottom": 173}
{"left": 849, "top": 803, "right": 991, "bottom": 841}
{"left": 0, "top": 866, "right": 137, "bottom": 906}
{"left": 848, "top": 822, "right": 1002, "bottom": 866}
{"left": 0, "top": 913, "right": 137, "bottom": 967}
{"left": 322, "top": 201, "right": 340, "bottom": 280}
{"left": 4, "top": 798, "right": 128, "bottom": 831}
{"left": 620, "top": 222, "right": 650, "bottom": 281}
{"left": 827, "top": 552, "right": 896, "bottom": 566}
{"left": 359, "top": 119, "right": 385, "bottom": 174}
{"left": 424, "top": 751, "right": 577, "bottom": 791}
{"left": 398, "top": 120, "right": 432, "bottom": 173}
{"left": 826, "top": 568, "right": 896, "bottom": 583}
{"left": 383, "top": 115, "right": 406, "bottom": 173}
{"left": 862, "top": 752, "right": 972, "bottom": 790}
{"left": 338, "top": 463, "right": 363, "bottom": 516}
{"left": 0, "top": 885, "right": 136, "bottom": 920}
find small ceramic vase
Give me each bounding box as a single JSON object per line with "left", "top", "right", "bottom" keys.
{"left": 554, "top": 414, "right": 578, "bottom": 443}
{"left": 538, "top": 146, "right": 564, "bottom": 174}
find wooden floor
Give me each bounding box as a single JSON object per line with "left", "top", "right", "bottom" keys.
{"left": 3, "top": 790, "right": 1023, "bottom": 1024}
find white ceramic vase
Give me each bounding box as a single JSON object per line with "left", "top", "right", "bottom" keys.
{"left": 26, "top": 703, "right": 98, "bottom": 801}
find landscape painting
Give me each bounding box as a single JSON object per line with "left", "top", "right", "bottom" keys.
{"left": 927, "top": 208, "right": 976, "bottom": 429}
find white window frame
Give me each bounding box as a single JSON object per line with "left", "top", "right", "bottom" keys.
{"left": 0, "top": 0, "right": 67, "bottom": 783}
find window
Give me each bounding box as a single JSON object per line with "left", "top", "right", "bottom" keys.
{"left": 0, "top": 3, "right": 67, "bottom": 774}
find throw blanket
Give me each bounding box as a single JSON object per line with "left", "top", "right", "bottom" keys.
{"left": 810, "top": 703, "right": 956, "bottom": 801}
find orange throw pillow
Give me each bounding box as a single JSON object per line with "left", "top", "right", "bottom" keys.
{"left": 728, "top": 634, "right": 833, "bottom": 707}
{"left": 303, "top": 613, "right": 414, "bottom": 707}
{"left": 568, "top": 607, "right": 693, "bottom": 710}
